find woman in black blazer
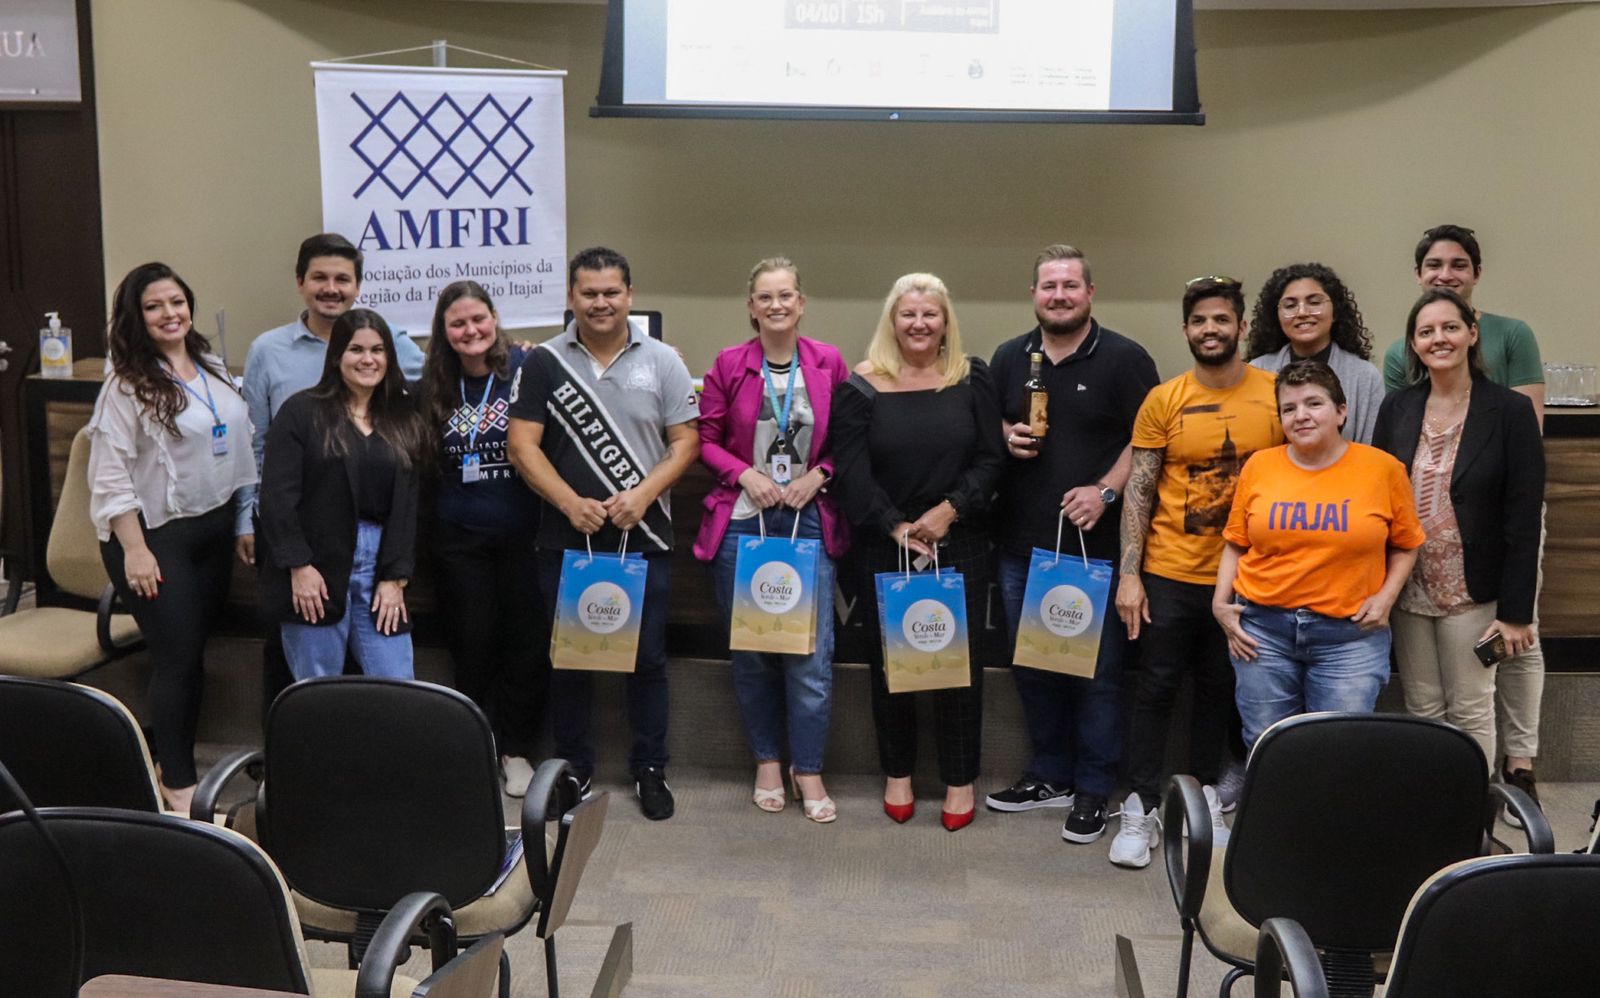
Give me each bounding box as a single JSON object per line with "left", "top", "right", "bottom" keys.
{"left": 1372, "top": 289, "right": 1544, "bottom": 770}
{"left": 259, "top": 308, "right": 429, "bottom": 681}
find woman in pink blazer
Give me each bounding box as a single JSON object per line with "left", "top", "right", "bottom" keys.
{"left": 694, "top": 257, "right": 851, "bottom": 823}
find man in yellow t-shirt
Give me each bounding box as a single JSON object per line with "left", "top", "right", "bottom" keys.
{"left": 1106, "top": 277, "right": 1284, "bottom": 870}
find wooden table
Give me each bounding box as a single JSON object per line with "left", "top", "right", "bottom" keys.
{"left": 80, "top": 976, "right": 300, "bottom": 998}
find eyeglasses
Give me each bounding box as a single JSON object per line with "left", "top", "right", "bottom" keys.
{"left": 752, "top": 291, "right": 800, "bottom": 307}
{"left": 1278, "top": 295, "right": 1331, "bottom": 315}
{"left": 1186, "top": 275, "right": 1240, "bottom": 288}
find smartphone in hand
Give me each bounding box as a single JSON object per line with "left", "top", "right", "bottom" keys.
{"left": 1474, "top": 631, "right": 1510, "bottom": 667}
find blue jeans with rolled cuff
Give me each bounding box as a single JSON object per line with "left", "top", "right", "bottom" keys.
{"left": 281, "top": 520, "right": 415, "bottom": 682}
{"left": 1230, "top": 597, "right": 1391, "bottom": 749}
{"left": 997, "top": 551, "right": 1128, "bottom": 798}
{"left": 711, "top": 505, "right": 836, "bottom": 775}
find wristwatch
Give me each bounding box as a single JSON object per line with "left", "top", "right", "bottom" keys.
{"left": 1096, "top": 482, "right": 1118, "bottom": 504}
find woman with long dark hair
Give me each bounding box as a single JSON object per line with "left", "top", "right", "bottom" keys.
{"left": 259, "top": 308, "right": 428, "bottom": 680}
{"left": 1247, "top": 262, "right": 1385, "bottom": 444}
{"left": 88, "top": 262, "right": 257, "bottom": 813}
{"left": 419, "top": 281, "right": 547, "bottom": 797}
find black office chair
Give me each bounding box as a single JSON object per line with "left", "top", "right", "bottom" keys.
{"left": 1256, "top": 852, "right": 1600, "bottom": 998}
{"left": 1162, "top": 712, "right": 1551, "bottom": 998}
{"left": 0, "top": 806, "right": 477, "bottom": 997}
{"left": 0, "top": 676, "right": 162, "bottom": 813}
{"left": 196, "top": 676, "right": 609, "bottom": 998}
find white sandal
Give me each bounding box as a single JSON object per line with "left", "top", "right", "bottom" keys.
{"left": 801, "top": 795, "right": 838, "bottom": 824}
{"left": 753, "top": 784, "right": 787, "bottom": 813}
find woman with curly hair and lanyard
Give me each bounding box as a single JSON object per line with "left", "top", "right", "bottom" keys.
{"left": 88, "top": 262, "right": 257, "bottom": 814}
{"left": 1247, "top": 262, "right": 1386, "bottom": 444}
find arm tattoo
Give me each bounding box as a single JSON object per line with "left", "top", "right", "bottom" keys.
{"left": 1119, "top": 447, "right": 1164, "bottom": 576}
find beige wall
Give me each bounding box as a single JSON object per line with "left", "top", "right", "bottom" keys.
{"left": 94, "top": 0, "right": 1599, "bottom": 381}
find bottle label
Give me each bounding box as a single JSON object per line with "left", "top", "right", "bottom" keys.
{"left": 1028, "top": 391, "right": 1049, "bottom": 437}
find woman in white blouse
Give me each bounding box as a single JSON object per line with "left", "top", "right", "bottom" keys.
{"left": 88, "top": 262, "right": 256, "bottom": 814}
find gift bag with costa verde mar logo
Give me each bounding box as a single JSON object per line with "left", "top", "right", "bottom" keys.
{"left": 875, "top": 542, "right": 971, "bottom": 694}
{"left": 1013, "top": 518, "right": 1112, "bottom": 679}
{"left": 551, "top": 534, "right": 648, "bottom": 673}
{"left": 729, "top": 510, "right": 819, "bottom": 655}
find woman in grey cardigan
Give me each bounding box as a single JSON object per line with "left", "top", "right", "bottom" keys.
{"left": 1247, "top": 263, "right": 1385, "bottom": 444}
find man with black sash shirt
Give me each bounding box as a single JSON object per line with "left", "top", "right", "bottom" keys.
{"left": 507, "top": 247, "right": 700, "bottom": 820}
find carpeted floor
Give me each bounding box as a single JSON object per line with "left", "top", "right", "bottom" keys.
{"left": 389, "top": 766, "right": 1596, "bottom": 998}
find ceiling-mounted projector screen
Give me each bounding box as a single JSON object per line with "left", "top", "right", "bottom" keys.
{"left": 592, "top": 0, "right": 1203, "bottom": 124}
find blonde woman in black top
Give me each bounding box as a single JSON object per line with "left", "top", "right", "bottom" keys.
{"left": 832, "top": 272, "right": 1005, "bottom": 831}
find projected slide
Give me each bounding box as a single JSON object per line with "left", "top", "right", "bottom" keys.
{"left": 660, "top": 1, "right": 1117, "bottom": 112}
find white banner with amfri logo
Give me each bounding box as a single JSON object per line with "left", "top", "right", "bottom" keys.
{"left": 313, "top": 63, "right": 567, "bottom": 331}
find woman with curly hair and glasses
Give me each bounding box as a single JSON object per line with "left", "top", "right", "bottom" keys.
{"left": 1247, "top": 262, "right": 1385, "bottom": 444}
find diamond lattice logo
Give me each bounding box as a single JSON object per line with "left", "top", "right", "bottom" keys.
{"left": 349, "top": 92, "right": 536, "bottom": 200}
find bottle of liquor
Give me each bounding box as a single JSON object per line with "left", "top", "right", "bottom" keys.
{"left": 1025, "top": 351, "right": 1048, "bottom": 439}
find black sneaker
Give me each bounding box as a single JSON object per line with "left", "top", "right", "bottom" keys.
{"left": 985, "top": 777, "right": 1074, "bottom": 812}
{"left": 634, "top": 766, "right": 675, "bottom": 821}
{"left": 576, "top": 776, "right": 594, "bottom": 801}
{"left": 1061, "top": 793, "right": 1109, "bottom": 843}
{"left": 1501, "top": 765, "right": 1540, "bottom": 830}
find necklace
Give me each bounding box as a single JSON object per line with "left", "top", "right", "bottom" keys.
{"left": 1425, "top": 386, "right": 1469, "bottom": 434}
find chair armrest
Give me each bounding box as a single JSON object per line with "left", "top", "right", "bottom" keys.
{"left": 1490, "top": 783, "right": 1555, "bottom": 854}
{"left": 0, "top": 550, "right": 20, "bottom": 616}
{"left": 96, "top": 583, "right": 121, "bottom": 653}
{"left": 192, "top": 748, "right": 263, "bottom": 823}
{"left": 1161, "top": 775, "right": 1213, "bottom": 921}
{"left": 521, "top": 758, "right": 583, "bottom": 902}
{"left": 355, "top": 891, "right": 457, "bottom": 998}
{"left": 1254, "top": 918, "right": 1329, "bottom": 998}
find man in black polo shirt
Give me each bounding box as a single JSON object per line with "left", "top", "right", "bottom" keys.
{"left": 986, "top": 244, "right": 1160, "bottom": 844}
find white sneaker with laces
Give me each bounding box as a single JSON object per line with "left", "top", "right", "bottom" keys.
{"left": 1109, "top": 792, "right": 1161, "bottom": 869}
{"left": 1204, "top": 784, "right": 1231, "bottom": 850}
{"left": 502, "top": 755, "right": 535, "bottom": 798}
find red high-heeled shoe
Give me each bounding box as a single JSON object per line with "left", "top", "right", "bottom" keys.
{"left": 883, "top": 799, "right": 915, "bottom": 824}
{"left": 941, "top": 807, "right": 975, "bottom": 832}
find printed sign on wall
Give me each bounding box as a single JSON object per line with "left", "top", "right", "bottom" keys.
{"left": 0, "top": 0, "right": 82, "bottom": 105}
{"left": 313, "top": 63, "right": 567, "bottom": 331}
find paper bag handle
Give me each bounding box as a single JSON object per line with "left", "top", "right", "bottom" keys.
{"left": 582, "top": 530, "right": 630, "bottom": 561}
{"left": 755, "top": 507, "right": 806, "bottom": 544}
{"left": 1053, "top": 511, "right": 1089, "bottom": 570}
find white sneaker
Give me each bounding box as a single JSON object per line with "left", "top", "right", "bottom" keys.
{"left": 1204, "top": 784, "right": 1231, "bottom": 850}
{"left": 502, "top": 755, "right": 535, "bottom": 798}
{"left": 1109, "top": 792, "right": 1161, "bottom": 869}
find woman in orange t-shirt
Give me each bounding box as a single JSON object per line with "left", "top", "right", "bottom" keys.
{"left": 1212, "top": 360, "right": 1425, "bottom": 747}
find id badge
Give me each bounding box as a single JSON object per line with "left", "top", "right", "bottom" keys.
{"left": 770, "top": 452, "right": 792, "bottom": 486}
{"left": 461, "top": 453, "right": 482, "bottom": 483}
{"left": 210, "top": 424, "right": 229, "bottom": 456}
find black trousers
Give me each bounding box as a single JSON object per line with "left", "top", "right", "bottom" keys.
{"left": 434, "top": 518, "right": 549, "bottom": 758}
{"left": 1124, "top": 572, "right": 1236, "bottom": 803}
{"left": 101, "top": 504, "right": 234, "bottom": 788}
{"left": 855, "top": 530, "right": 988, "bottom": 787}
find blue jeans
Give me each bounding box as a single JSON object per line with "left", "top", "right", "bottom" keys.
{"left": 539, "top": 548, "right": 672, "bottom": 783}
{"left": 281, "top": 521, "right": 414, "bottom": 681}
{"left": 997, "top": 551, "right": 1129, "bottom": 797}
{"left": 711, "top": 506, "right": 836, "bottom": 775}
{"left": 1231, "top": 599, "right": 1391, "bottom": 749}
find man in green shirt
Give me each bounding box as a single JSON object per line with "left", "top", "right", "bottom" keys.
{"left": 1382, "top": 224, "right": 1545, "bottom": 420}
{"left": 1382, "top": 223, "right": 1546, "bottom": 811}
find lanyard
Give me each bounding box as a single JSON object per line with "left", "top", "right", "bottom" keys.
{"left": 166, "top": 361, "right": 222, "bottom": 426}
{"left": 459, "top": 373, "right": 497, "bottom": 451}
{"left": 760, "top": 357, "right": 797, "bottom": 440}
